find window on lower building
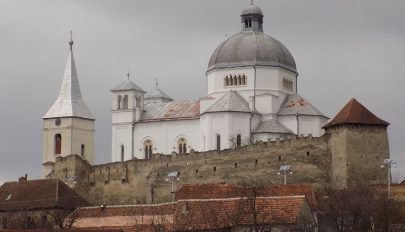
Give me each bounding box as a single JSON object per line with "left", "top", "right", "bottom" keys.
{"left": 55, "top": 134, "right": 62, "bottom": 155}
{"left": 81, "top": 144, "right": 85, "bottom": 157}
{"left": 144, "top": 140, "right": 153, "bottom": 159}
{"left": 236, "top": 134, "right": 242, "bottom": 147}
{"left": 120, "top": 145, "right": 124, "bottom": 161}
{"left": 178, "top": 138, "right": 187, "bottom": 154}
{"left": 216, "top": 134, "right": 221, "bottom": 151}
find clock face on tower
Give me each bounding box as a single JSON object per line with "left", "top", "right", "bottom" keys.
{"left": 55, "top": 118, "right": 61, "bottom": 126}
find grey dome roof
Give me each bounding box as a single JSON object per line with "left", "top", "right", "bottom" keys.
{"left": 241, "top": 4, "right": 263, "bottom": 16}
{"left": 207, "top": 31, "right": 296, "bottom": 73}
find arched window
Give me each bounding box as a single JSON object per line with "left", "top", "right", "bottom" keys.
{"left": 233, "top": 76, "right": 237, "bottom": 86}
{"left": 245, "top": 18, "right": 249, "bottom": 28}
{"left": 238, "top": 75, "right": 241, "bottom": 85}
{"left": 242, "top": 75, "right": 246, "bottom": 85}
{"left": 123, "top": 95, "right": 128, "bottom": 109}
{"left": 120, "top": 145, "right": 124, "bottom": 161}
{"left": 135, "top": 96, "right": 141, "bottom": 108}
{"left": 81, "top": 144, "right": 85, "bottom": 156}
{"left": 236, "top": 134, "right": 242, "bottom": 147}
{"left": 229, "top": 75, "right": 233, "bottom": 85}
{"left": 248, "top": 18, "right": 252, "bottom": 28}
{"left": 54, "top": 134, "right": 62, "bottom": 155}
{"left": 178, "top": 138, "right": 187, "bottom": 154}
{"left": 216, "top": 134, "right": 221, "bottom": 151}
{"left": 144, "top": 140, "right": 153, "bottom": 159}
{"left": 117, "top": 95, "right": 122, "bottom": 110}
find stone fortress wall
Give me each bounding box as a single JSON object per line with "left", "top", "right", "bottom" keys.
{"left": 53, "top": 125, "right": 389, "bottom": 206}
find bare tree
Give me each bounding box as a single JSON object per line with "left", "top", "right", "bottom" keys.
{"left": 322, "top": 183, "right": 401, "bottom": 232}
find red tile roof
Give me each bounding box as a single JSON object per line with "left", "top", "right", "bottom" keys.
{"left": 0, "top": 179, "right": 90, "bottom": 211}
{"left": 73, "top": 196, "right": 313, "bottom": 231}
{"left": 323, "top": 98, "right": 389, "bottom": 128}
{"left": 174, "top": 196, "right": 310, "bottom": 230}
{"left": 175, "top": 183, "right": 317, "bottom": 210}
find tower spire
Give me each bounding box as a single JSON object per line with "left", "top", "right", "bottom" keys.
{"left": 251, "top": 0, "right": 254, "bottom": 5}
{"left": 69, "top": 31, "right": 74, "bottom": 51}
{"left": 127, "top": 71, "right": 130, "bottom": 80}
{"left": 155, "top": 77, "right": 159, "bottom": 87}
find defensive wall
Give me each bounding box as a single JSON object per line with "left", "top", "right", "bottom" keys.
{"left": 53, "top": 125, "right": 389, "bottom": 205}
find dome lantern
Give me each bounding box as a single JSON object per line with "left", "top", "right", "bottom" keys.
{"left": 241, "top": 2, "right": 263, "bottom": 32}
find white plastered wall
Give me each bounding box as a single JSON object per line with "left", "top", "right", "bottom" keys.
{"left": 131, "top": 119, "right": 200, "bottom": 159}
{"left": 43, "top": 117, "right": 94, "bottom": 176}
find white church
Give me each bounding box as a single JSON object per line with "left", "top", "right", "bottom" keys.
{"left": 42, "top": 3, "right": 328, "bottom": 175}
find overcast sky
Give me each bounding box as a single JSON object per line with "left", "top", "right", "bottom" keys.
{"left": 0, "top": 0, "right": 404, "bottom": 184}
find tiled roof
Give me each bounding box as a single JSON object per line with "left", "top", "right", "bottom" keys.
{"left": 0, "top": 179, "right": 90, "bottom": 211}
{"left": 43, "top": 49, "right": 94, "bottom": 120}
{"left": 278, "top": 93, "right": 325, "bottom": 117}
{"left": 111, "top": 79, "right": 145, "bottom": 92}
{"left": 323, "top": 98, "right": 389, "bottom": 128}
{"left": 252, "top": 119, "right": 294, "bottom": 134}
{"left": 175, "top": 196, "right": 309, "bottom": 230}
{"left": 203, "top": 91, "right": 251, "bottom": 113}
{"left": 175, "top": 183, "right": 317, "bottom": 210}
{"left": 73, "top": 196, "right": 313, "bottom": 231}
{"left": 141, "top": 100, "right": 200, "bottom": 122}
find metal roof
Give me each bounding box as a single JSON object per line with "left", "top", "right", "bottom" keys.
{"left": 252, "top": 119, "right": 294, "bottom": 134}
{"left": 203, "top": 91, "right": 251, "bottom": 114}
{"left": 145, "top": 84, "right": 172, "bottom": 100}
{"left": 141, "top": 100, "right": 200, "bottom": 122}
{"left": 278, "top": 94, "right": 326, "bottom": 117}
{"left": 43, "top": 50, "right": 94, "bottom": 120}
{"left": 111, "top": 79, "right": 145, "bottom": 92}
{"left": 207, "top": 31, "right": 296, "bottom": 73}
{"left": 241, "top": 4, "right": 263, "bottom": 16}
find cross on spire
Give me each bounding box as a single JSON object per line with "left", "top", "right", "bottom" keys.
{"left": 69, "top": 31, "right": 74, "bottom": 51}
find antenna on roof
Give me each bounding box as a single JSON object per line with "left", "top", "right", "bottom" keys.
{"left": 69, "top": 31, "right": 74, "bottom": 51}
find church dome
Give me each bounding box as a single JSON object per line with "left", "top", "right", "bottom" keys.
{"left": 207, "top": 4, "right": 296, "bottom": 73}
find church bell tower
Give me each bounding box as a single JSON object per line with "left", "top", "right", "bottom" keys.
{"left": 42, "top": 33, "right": 95, "bottom": 177}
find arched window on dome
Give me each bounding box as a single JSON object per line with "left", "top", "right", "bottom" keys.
{"left": 144, "top": 140, "right": 153, "bottom": 159}
{"left": 117, "top": 95, "right": 122, "bottom": 110}
{"left": 242, "top": 75, "right": 246, "bottom": 85}
{"left": 233, "top": 76, "right": 237, "bottom": 86}
{"left": 177, "top": 138, "right": 187, "bottom": 154}
{"left": 123, "top": 95, "right": 128, "bottom": 109}
{"left": 244, "top": 18, "right": 249, "bottom": 28}
{"left": 248, "top": 18, "right": 252, "bottom": 28}
{"left": 237, "top": 75, "right": 241, "bottom": 85}
{"left": 216, "top": 134, "right": 221, "bottom": 151}
{"left": 55, "top": 134, "right": 62, "bottom": 155}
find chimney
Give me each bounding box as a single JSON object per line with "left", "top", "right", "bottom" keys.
{"left": 18, "top": 174, "right": 28, "bottom": 183}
